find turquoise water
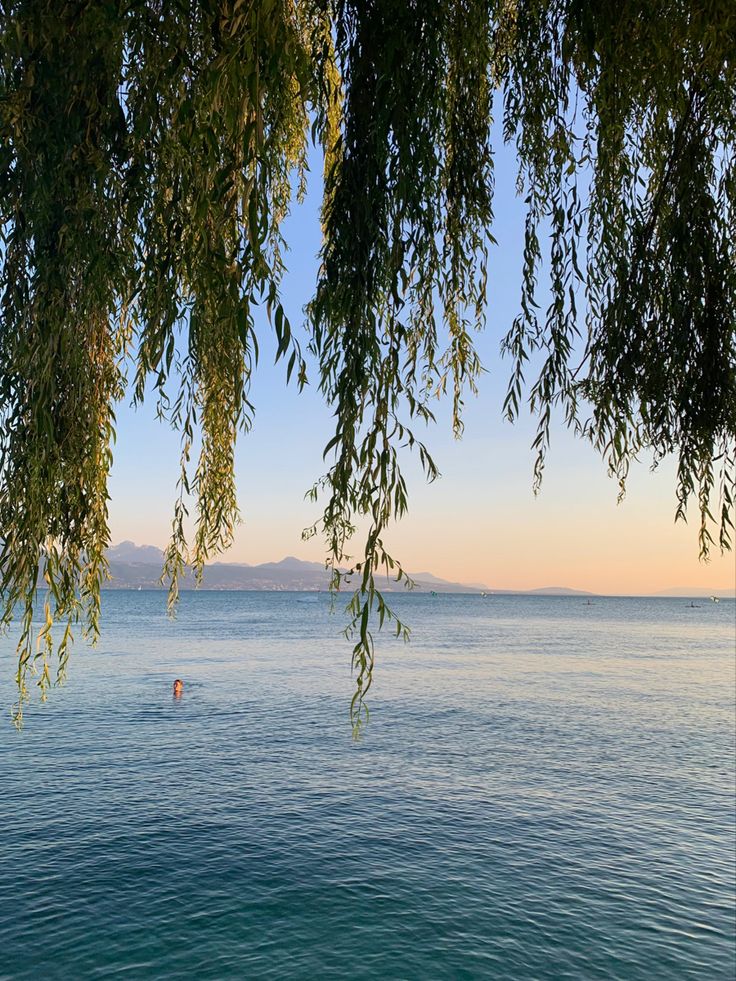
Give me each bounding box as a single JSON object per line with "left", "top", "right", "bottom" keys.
{"left": 1, "top": 592, "right": 734, "bottom": 979}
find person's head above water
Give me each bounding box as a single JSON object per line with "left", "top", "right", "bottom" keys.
{"left": 173, "top": 679, "right": 183, "bottom": 695}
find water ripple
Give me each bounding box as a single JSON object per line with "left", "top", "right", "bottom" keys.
{"left": 1, "top": 594, "right": 734, "bottom": 979}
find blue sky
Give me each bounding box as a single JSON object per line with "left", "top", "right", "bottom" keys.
{"left": 107, "top": 138, "right": 735, "bottom": 595}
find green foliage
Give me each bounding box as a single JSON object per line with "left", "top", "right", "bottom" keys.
{"left": 1, "top": 0, "right": 734, "bottom": 727}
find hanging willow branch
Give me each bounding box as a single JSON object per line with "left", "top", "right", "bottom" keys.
{"left": 1, "top": 0, "right": 734, "bottom": 727}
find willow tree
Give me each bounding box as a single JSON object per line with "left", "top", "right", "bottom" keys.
{"left": 1, "top": 0, "right": 734, "bottom": 726}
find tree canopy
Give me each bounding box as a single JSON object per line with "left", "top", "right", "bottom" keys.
{"left": 1, "top": 0, "right": 734, "bottom": 727}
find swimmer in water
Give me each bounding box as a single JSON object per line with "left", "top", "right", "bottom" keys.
{"left": 173, "top": 679, "right": 183, "bottom": 697}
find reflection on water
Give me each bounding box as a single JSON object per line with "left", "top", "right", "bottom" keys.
{"left": 1, "top": 593, "right": 734, "bottom": 979}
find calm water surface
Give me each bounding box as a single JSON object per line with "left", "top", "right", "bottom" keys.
{"left": 1, "top": 592, "right": 734, "bottom": 979}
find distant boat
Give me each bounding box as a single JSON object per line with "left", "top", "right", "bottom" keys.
{"left": 710, "top": 596, "right": 720, "bottom": 603}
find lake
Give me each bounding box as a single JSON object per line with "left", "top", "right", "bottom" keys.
{"left": 1, "top": 591, "right": 734, "bottom": 979}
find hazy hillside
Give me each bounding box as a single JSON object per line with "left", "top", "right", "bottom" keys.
{"left": 104, "top": 543, "right": 732, "bottom": 596}
{"left": 104, "top": 543, "right": 482, "bottom": 593}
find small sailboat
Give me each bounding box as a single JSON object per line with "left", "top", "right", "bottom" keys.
{"left": 710, "top": 595, "right": 720, "bottom": 603}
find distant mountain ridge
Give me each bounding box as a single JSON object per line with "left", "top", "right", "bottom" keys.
{"left": 103, "top": 542, "right": 734, "bottom": 596}
{"left": 652, "top": 586, "right": 735, "bottom": 598}
{"left": 105, "top": 542, "right": 481, "bottom": 593}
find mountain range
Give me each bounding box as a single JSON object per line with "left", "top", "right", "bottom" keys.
{"left": 104, "top": 542, "right": 593, "bottom": 595}
{"left": 103, "top": 542, "right": 734, "bottom": 597}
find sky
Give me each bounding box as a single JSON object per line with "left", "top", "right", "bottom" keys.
{"left": 107, "top": 140, "right": 735, "bottom": 597}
